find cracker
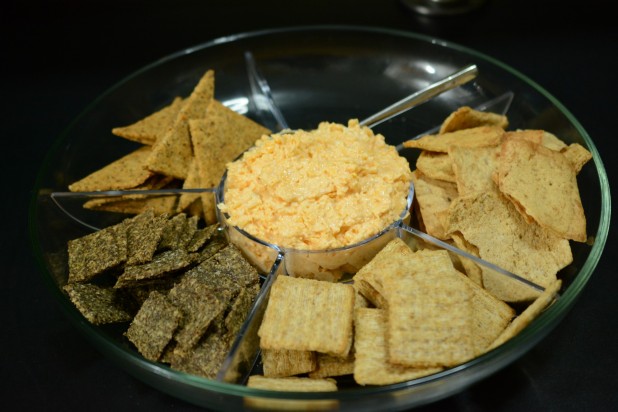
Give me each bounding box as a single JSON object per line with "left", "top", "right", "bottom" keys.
{"left": 353, "top": 308, "right": 441, "bottom": 385}
{"left": 402, "top": 126, "right": 504, "bottom": 152}
{"left": 489, "top": 279, "right": 562, "bottom": 350}
{"left": 67, "top": 221, "right": 128, "bottom": 283}
{"left": 125, "top": 291, "right": 183, "bottom": 361}
{"left": 410, "top": 170, "right": 458, "bottom": 240}
{"left": 83, "top": 194, "right": 178, "bottom": 215}
{"left": 171, "top": 331, "right": 230, "bottom": 379}
{"left": 449, "top": 232, "right": 483, "bottom": 286}
{"left": 415, "top": 151, "right": 456, "bottom": 182}
{"left": 125, "top": 209, "right": 168, "bottom": 265}
{"left": 446, "top": 191, "right": 572, "bottom": 302}
{"left": 189, "top": 99, "right": 270, "bottom": 223}
{"left": 449, "top": 144, "right": 501, "bottom": 196}
{"left": 308, "top": 352, "right": 355, "bottom": 379}
{"left": 561, "top": 143, "right": 592, "bottom": 174}
{"left": 146, "top": 69, "right": 215, "bottom": 179}
{"left": 224, "top": 283, "right": 260, "bottom": 338}
{"left": 496, "top": 137, "right": 587, "bottom": 242}
{"left": 380, "top": 249, "right": 477, "bottom": 368}
{"left": 258, "top": 276, "right": 355, "bottom": 357}
{"left": 246, "top": 375, "right": 337, "bottom": 392}
{"left": 112, "top": 96, "right": 185, "bottom": 145}
{"left": 68, "top": 146, "right": 153, "bottom": 192}
{"left": 64, "top": 283, "right": 134, "bottom": 325}
{"left": 262, "top": 349, "right": 317, "bottom": 378}
{"left": 176, "top": 157, "right": 202, "bottom": 214}
{"left": 439, "top": 106, "right": 509, "bottom": 134}
{"left": 114, "top": 248, "right": 193, "bottom": 288}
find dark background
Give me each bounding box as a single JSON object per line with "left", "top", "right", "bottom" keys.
{"left": 5, "top": 0, "right": 616, "bottom": 410}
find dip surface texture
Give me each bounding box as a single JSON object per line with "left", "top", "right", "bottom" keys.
{"left": 219, "top": 120, "right": 412, "bottom": 250}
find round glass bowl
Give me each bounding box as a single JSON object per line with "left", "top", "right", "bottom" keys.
{"left": 30, "top": 26, "right": 610, "bottom": 411}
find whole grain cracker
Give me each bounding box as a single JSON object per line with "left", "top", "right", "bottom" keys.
{"left": 258, "top": 276, "right": 355, "bottom": 357}
{"left": 261, "top": 349, "right": 317, "bottom": 378}
{"left": 353, "top": 308, "right": 442, "bottom": 385}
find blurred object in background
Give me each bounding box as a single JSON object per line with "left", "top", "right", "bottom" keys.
{"left": 401, "top": 0, "right": 487, "bottom": 15}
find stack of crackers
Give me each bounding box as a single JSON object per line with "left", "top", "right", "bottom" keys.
{"left": 68, "top": 69, "right": 271, "bottom": 224}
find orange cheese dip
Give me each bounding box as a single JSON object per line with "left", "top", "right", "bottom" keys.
{"left": 218, "top": 120, "right": 413, "bottom": 251}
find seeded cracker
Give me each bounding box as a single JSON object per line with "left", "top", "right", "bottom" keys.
{"left": 68, "top": 146, "right": 153, "bottom": 192}
{"left": 112, "top": 96, "right": 185, "bottom": 145}
{"left": 63, "top": 283, "right": 134, "bottom": 325}
{"left": 125, "top": 291, "right": 183, "bottom": 361}
{"left": 171, "top": 332, "right": 230, "bottom": 379}
{"left": 439, "top": 106, "right": 509, "bottom": 134}
{"left": 224, "top": 283, "right": 260, "bottom": 338}
{"left": 114, "top": 249, "right": 193, "bottom": 288}
{"left": 67, "top": 221, "right": 128, "bottom": 283}
{"left": 354, "top": 308, "right": 441, "bottom": 385}
{"left": 381, "top": 249, "right": 477, "bottom": 368}
{"left": 258, "top": 276, "right": 355, "bottom": 357}
{"left": 402, "top": 126, "right": 504, "bottom": 153}
{"left": 157, "top": 213, "right": 196, "bottom": 251}
{"left": 125, "top": 209, "right": 168, "bottom": 265}
{"left": 496, "top": 137, "right": 587, "bottom": 242}
{"left": 146, "top": 70, "right": 215, "bottom": 179}
{"left": 186, "top": 224, "right": 218, "bottom": 253}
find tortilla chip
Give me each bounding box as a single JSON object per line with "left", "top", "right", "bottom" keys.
{"left": 68, "top": 146, "right": 153, "bottom": 192}
{"left": 402, "top": 126, "right": 503, "bottom": 153}
{"left": 439, "top": 106, "right": 509, "bottom": 134}
{"left": 189, "top": 99, "right": 270, "bottom": 223}
{"left": 353, "top": 308, "right": 441, "bottom": 385}
{"left": 496, "top": 138, "right": 586, "bottom": 242}
{"left": 83, "top": 195, "right": 178, "bottom": 215}
{"left": 112, "top": 96, "right": 185, "bottom": 145}
{"left": 446, "top": 191, "right": 572, "bottom": 302}
{"left": 258, "top": 276, "right": 355, "bottom": 357}
{"left": 176, "top": 157, "right": 202, "bottom": 214}
{"left": 146, "top": 70, "right": 215, "bottom": 179}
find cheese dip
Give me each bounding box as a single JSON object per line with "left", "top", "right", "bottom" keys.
{"left": 218, "top": 119, "right": 412, "bottom": 251}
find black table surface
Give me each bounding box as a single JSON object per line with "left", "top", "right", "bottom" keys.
{"left": 5, "top": 0, "right": 617, "bottom": 410}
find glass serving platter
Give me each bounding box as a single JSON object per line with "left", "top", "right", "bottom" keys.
{"left": 29, "top": 26, "right": 610, "bottom": 411}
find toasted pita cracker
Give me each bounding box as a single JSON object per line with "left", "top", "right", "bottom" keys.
{"left": 449, "top": 144, "right": 501, "bottom": 196}
{"left": 354, "top": 308, "right": 441, "bottom": 385}
{"left": 258, "top": 276, "right": 355, "bottom": 357}
{"left": 449, "top": 232, "right": 483, "bottom": 286}
{"left": 262, "top": 349, "right": 317, "bottom": 378}
{"left": 146, "top": 70, "right": 215, "bottom": 179}
{"left": 112, "top": 97, "right": 185, "bottom": 145}
{"left": 68, "top": 146, "right": 153, "bottom": 192}
{"left": 416, "top": 151, "right": 456, "bottom": 182}
{"left": 403, "top": 126, "right": 503, "bottom": 153}
{"left": 446, "top": 191, "right": 572, "bottom": 302}
{"left": 489, "top": 279, "right": 562, "bottom": 350}
{"left": 380, "top": 249, "right": 476, "bottom": 368}
{"left": 540, "top": 131, "right": 568, "bottom": 151}
{"left": 189, "top": 100, "right": 270, "bottom": 223}
{"left": 503, "top": 129, "right": 544, "bottom": 146}
{"left": 410, "top": 170, "right": 458, "bottom": 240}
{"left": 496, "top": 138, "right": 586, "bottom": 242}
{"left": 439, "top": 106, "right": 509, "bottom": 134}
{"left": 561, "top": 143, "right": 592, "bottom": 174}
